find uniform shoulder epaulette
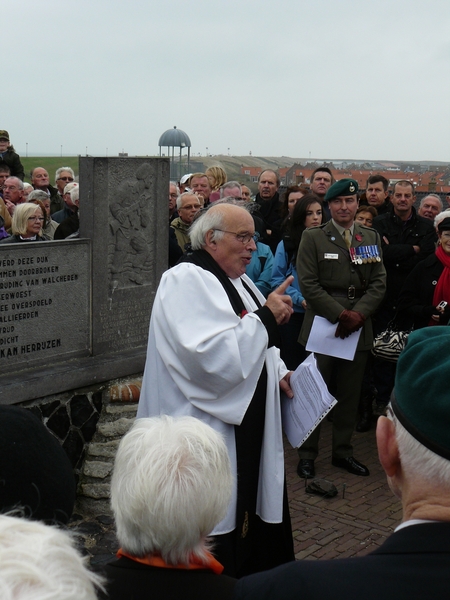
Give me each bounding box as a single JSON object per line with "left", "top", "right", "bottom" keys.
{"left": 304, "top": 223, "right": 326, "bottom": 233}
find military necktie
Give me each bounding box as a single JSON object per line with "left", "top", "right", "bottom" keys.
{"left": 343, "top": 229, "right": 352, "bottom": 249}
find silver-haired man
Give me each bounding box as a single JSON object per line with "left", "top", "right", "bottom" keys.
{"left": 54, "top": 166, "right": 75, "bottom": 198}
{"left": 220, "top": 181, "right": 242, "bottom": 199}
{"left": 418, "top": 193, "right": 443, "bottom": 221}
{"left": 2, "top": 176, "right": 24, "bottom": 216}
{"left": 138, "top": 203, "right": 295, "bottom": 577}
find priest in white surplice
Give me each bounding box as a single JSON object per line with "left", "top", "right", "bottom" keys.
{"left": 137, "top": 203, "right": 295, "bottom": 578}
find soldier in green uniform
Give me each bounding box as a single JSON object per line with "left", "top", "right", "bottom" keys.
{"left": 296, "top": 179, "right": 386, "bottom": 479}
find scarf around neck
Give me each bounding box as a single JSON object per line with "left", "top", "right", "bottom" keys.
{"left": 116, "top": 548, "right": 224, "bottom": 574}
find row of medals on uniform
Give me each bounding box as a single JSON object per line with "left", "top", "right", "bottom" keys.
{"left": 349, "top": 246, "right": 381, "bottom": 264}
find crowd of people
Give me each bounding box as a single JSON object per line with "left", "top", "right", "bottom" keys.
{"left": 0, "top": 130, "right": 80, "bottom": 242}
{"left": 2, "top": 137, "right": 450, "bottom": 598}
{"left": 134, "top": 166, "right": 450, "bottom": 596}
{"left": 168, "top": 167, "right": 449, "bottom": 444}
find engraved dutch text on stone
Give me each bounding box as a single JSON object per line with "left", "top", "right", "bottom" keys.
{"left": 0, "top": 240, "right": 90, "bottom": 369}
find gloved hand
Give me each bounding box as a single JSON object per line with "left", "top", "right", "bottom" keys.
{"left": 335, "top": 323, "right": 351, "bottom": 339}
{"left": 335, "top": 310, "right": 366, "bottom": 339}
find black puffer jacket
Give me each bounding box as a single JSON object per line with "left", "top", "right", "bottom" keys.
{"left": 373, "top": 206, "right": 437, "bottom": 307}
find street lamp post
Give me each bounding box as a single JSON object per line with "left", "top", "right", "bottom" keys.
{"left": 26, "top": 142, "right": 28, "bottom": 157}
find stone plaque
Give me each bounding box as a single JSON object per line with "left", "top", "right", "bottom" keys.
{"left": 0, "top": 240, "right": 90, "bottom": 371}
{"left": 79, "top": 157, "right": 169, "bottom": 356}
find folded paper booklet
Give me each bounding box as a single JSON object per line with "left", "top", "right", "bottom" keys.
{"left": 282, "top": 353, "right": 337, "bottom": 448}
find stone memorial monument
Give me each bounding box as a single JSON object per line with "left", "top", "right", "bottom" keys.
{"left": 0, "top": 157, "right": 169, "bottom": 405}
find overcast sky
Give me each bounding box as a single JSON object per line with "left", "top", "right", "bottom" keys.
{"left": 5, "top": 0, "right": 450, "bottom": 162}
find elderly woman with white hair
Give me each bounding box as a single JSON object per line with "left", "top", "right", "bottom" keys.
{"left": 105, "top": 415, "right": 236, "bottom": 600}
{"left": 0, "top": 201, "right": 47, "bottom": 244}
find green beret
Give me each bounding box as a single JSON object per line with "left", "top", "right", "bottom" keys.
{"left": 324, "top": 178, "right": 359, "bottom": 201}
{"left": 392, "top": 328, "right": 450, "bottom": 459}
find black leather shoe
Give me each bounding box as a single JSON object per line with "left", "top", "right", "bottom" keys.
{"left": 332, "top": 456, "right": 370, "bottom": 476}
{"left": 297, "top": 459, "right": 315, "bottom": 479}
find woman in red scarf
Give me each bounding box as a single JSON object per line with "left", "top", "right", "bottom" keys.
{"left": 398, "top": 216, "right": 450, "bottom": 329}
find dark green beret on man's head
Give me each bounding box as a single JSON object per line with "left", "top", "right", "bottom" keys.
{"left": 324, "top": 178, "right": 359, "bottom": 202}
{"left": 392, "top": 328, "right": 450, "bottom": 460}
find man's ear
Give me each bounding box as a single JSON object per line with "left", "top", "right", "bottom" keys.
{"left": 204, "top": 229, "right": 216, "bottom": 249}
{"left": 376, "top": 416, "right": 400, "bottom": 478}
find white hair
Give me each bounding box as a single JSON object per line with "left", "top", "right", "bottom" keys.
{"left": 176, "top": 191, "right": 198, "bottom": 210}
{"left": 420, "top": 194, "right": 443, "bottom": 210}
{"left": 5, "top": 176, "right": 24, "bottom": 191}
{"left": 434, "top": 209, "right": 450, "bottom": 229}
{"left": 111, "top": 415, "right": 232, "bottom": 565}
{"left": 219, "top": 181, "right": 242, "bottom": 199}
{"left": 189, "top": 206, "right": 227, "bottom": 249}
{"left": 389, "top": 408, "right": 450, "bottom": 489}
{"left": 23, "top": 182, "right": 33, "bottom": 191}
{"left": 27, "top": 190, "right": 48, "bottom": 202}
{"left": 0, "top": 514, "right": 103, "bottom": 600}
{"left": 189, "top": 201, "right": 255, "bottom": 249}
{"left": 170, "top": 181, "right": 180, "bottom": 195}
{"left": 55, "top": 166, "right": 75, "bottom": 181}
{"left": 69, "top": 187, "right": 79, "bottom": 204}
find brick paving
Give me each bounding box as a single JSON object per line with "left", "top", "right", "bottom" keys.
{"left": 285, "top": 418, "right": 402, "bottom": 561}
{"left": 71, "top": 416, "right": 402, "bottom": 568}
